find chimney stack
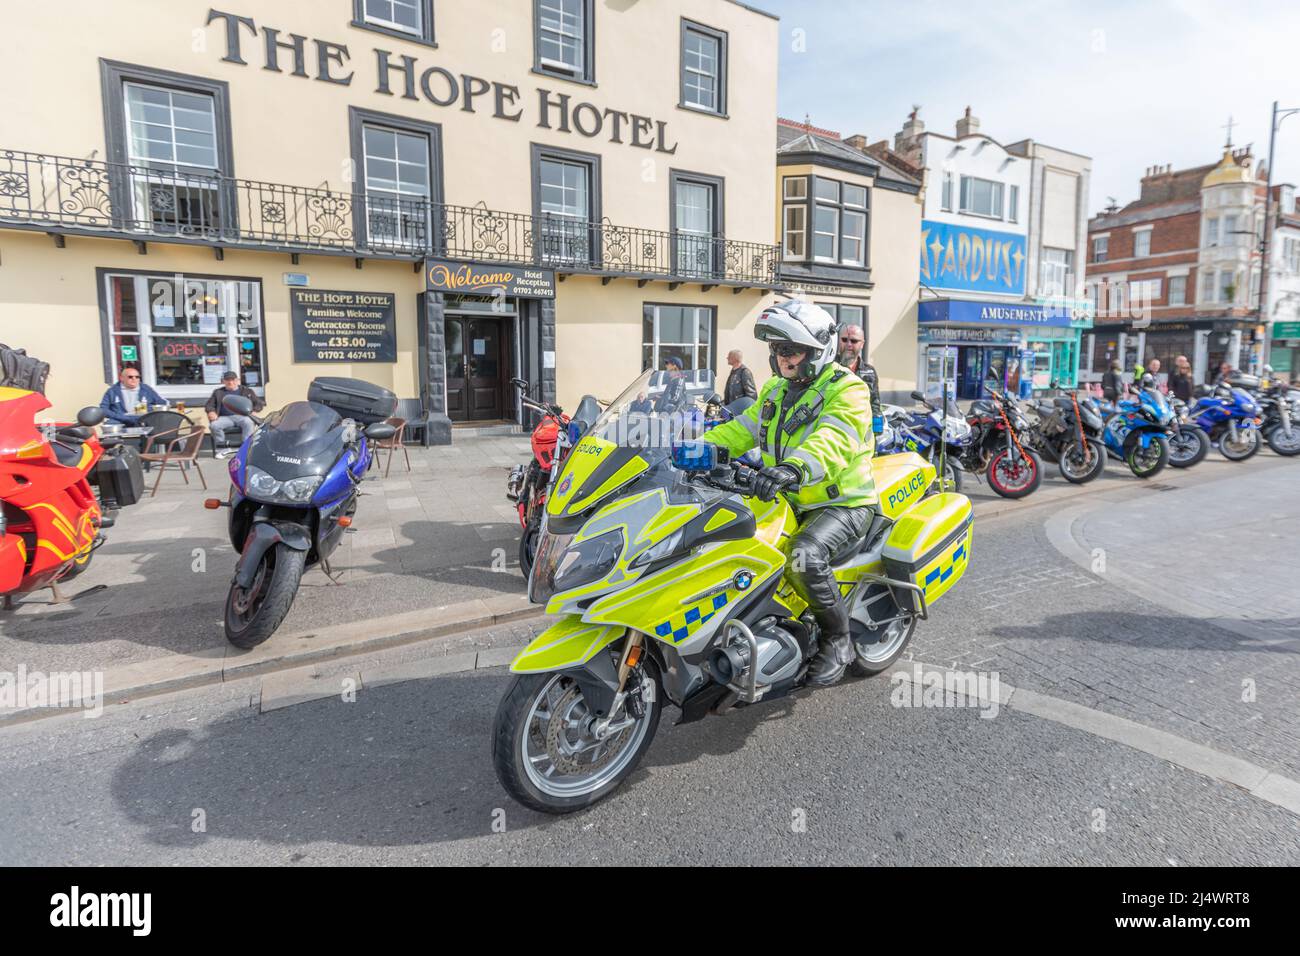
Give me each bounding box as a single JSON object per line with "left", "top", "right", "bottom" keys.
{"left": 893, "top": 106, "right": 925, "bottom": 164}
{"left": 956, "top": 105, "right": 980, "bottom": 138}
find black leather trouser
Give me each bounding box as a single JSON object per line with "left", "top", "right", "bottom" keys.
{"left": 786, "top": 505, "right": 874, "bottom": 639}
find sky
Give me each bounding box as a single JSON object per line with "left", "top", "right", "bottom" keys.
{"left": 759, "top": 0, "right": 1300, "bottom": 215}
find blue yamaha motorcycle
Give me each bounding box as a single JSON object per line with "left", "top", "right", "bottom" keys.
{"left": 1090, "top": 386, "right": 1172, "bottom": 478}
{"left": 1186, "top": 384, "right": 1263, "bottom": 461}
{"left": 876, "top": 391, "right": 970, "bottom": 492}
{"left": 207, "top": 392, "right": 395, "bottom": 648}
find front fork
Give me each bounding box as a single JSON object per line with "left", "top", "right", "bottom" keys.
{"left": 591, "top": 632, "right": 647, "bottom": 738}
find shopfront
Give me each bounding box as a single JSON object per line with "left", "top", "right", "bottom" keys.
{"left": 918, "top": 298, "right": 1090, "bottom": 400}
{"left": 1269, "top": 321, "right": 1300, "bottom": 382}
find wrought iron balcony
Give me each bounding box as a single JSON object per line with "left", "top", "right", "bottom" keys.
{"left": 0, "top": 149, "right": 778, "bottom": 286}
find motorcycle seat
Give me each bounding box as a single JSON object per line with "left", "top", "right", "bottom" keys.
{"left": 832, "top": 510, "right": 891, "bottom": 564}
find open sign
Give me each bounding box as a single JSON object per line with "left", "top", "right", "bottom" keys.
{"left": 160, "top": 339, "right": 208, "bottom": 358}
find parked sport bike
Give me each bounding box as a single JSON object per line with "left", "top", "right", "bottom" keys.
{"left": 1185, "top": 383, "right": 1262, "bottom": 462}
{"left": 491, "top": 369, "right": 974, "bottom": 813}
{"left": 1, "top": 388, "right": 143, "bottom": 607}
{"left": 1255, "top": 381, "right": 1300, "bottom": 457}
{"left": 206, "top": 382, "right": 396, "bottom": 647}
{"left": 877, "top": 391, "right": 970, "bottom": 493}
{"left": 959, "top": 385, "right": 1043, "bottom": 498}
{"left": 1092, "top": 385, "right": 1172, "bottom": 478}
{"left": 1025, "top": 389, "right": 1107, "bottom": 484}
{"left": 508, "top": 378, "right": 601, "bottom": 577}
{"left": 1165, "top": 396, "right": 1211, "bottom": 468}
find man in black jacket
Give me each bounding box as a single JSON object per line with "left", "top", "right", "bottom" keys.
{"left": 206, "top": 370, "right": 264, "bottom": 456}
{"left": 836, "top": 324, "right": 884, "bottom": 438}
{"left": 722, "top": 349, "right": 757, "bottom": 405}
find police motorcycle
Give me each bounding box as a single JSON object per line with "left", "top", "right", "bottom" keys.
{"left": 491, "top": 369, "right": 974, "bottom": 813}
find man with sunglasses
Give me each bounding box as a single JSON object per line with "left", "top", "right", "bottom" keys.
{"left": 703, "top": 300, "right": 876, "bottom": 687}
{"left": 836, "top": 324, "right": 884, "bottom": 440}
{"left": 99, "top": 365, "right": 168, "bottom": 425}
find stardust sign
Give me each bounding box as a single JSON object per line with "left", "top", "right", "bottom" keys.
{"left": 425, "top": 260, "right": 556, "bottom": 299}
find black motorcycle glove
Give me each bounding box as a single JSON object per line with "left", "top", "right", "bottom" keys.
{"left": 752, "top": 463, "right": 802, "bottom": 502}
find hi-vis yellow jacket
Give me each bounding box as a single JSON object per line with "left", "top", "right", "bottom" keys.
{"left": 704, "top": 362, "right": 877, "bottom": 510}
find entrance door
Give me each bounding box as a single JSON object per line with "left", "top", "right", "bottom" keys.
{"left": 445, "top": 316, "right": 505, "bottom": 421}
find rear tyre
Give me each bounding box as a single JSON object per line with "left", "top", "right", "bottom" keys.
{"left": 986, "top": 448, "right": 1042, "bottom": 499}
{"left": 224, "top": 543, "right": 306, "bottom": 649}
{"left": 1125, "top": 434, "right": 1169, "bottom": 478}
{"left": 925, "top": 454, "right": 963, "bottom": 494}
{"left": 1266, "top": 424, "right": 1300, "bottom": 457}
{"left": 1058, "top": 437, "right": 1106, "bottom": 484}
{"left": 849, "top": 613, "right": 917, "bottom": 677}
{"left": 492, "top": 653, "right": 661, "bottom": 814}
{"left": 1219, "top": 427, "right": 1261, "bottom": 461}
{"left": 1167, "top": 426, "right": 1209, "bottom": 468}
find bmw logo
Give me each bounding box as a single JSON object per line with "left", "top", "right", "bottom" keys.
{"left": 733, "top": 571, "right": 753, "bottom": 591}
{"left": 557, "top": 474, "right": 572, "bottom": 495}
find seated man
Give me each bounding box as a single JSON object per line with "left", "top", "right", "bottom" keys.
{"left": 100, "top": 366, "right": 168, "bottom": 425}
{"left": 206, "top": 370, "right": 265, "bottom": 456}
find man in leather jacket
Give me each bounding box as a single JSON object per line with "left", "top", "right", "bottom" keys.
{"left": 836, "top": 324, "right": 884, "bottom": 439}
{"left": 704, "top": 301, "right": 876, "bottom": 686}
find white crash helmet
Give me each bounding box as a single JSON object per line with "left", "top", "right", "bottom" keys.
{"left": 754, "top": 299, "right": 838, "bottom": 383}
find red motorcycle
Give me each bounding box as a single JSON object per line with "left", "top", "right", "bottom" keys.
{"left": 959, "top": 385, "right": 1044, "bottom": 499}
{"left": 0, "top": 388, "right": 141, "bottom": 607}
{"left": 506, "top": 378, "right": 601, "bottom": 577}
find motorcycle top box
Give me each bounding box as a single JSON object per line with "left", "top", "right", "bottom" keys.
{"left": 306, "top": 377, "right": 397, "bottom": 425}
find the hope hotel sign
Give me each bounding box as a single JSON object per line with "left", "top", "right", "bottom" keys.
{"left": 206, "top": 10, "right": 679, "bottom": 154}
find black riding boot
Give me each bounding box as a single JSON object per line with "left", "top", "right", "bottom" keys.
{"left": 786, "top": 506, "right": 871, "bottom": 687}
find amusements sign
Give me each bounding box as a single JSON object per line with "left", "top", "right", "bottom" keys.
{"left": 290, "top": 290, "right": 396, "bottom": 363}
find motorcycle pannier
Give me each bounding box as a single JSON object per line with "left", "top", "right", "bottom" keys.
{"left": 306, "top": 377, "right": 398, "bottom": 425}
{"left": 880, "top": 492, "right": 973, "bottom": 613}
{"left": 95, "top": 445, "right": 146, "bottom": 508}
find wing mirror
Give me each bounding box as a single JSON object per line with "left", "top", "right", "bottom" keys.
{"left": 76, "top": 406, "right": 106, "bottom": 427}
{"left": 365, "top": 422, "right": 396, "bottom": 441}
{"left": 221, "top": 394, "right": 254, "bottom": 416}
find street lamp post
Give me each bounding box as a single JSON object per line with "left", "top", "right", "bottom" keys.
{"left": 1260, "top": 100, "right": 1300, "bottom": 371}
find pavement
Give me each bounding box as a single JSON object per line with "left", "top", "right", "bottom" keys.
{"left": 1, "top": 436, "right": 1294, "bottom": 725}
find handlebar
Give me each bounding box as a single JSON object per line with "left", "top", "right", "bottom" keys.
{"left": 687, "top": 457, "right": 759, "bottom": 497}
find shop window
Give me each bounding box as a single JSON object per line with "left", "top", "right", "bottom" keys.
{"left": 349, "top": 107, "right": 442, "bottom": 254}
{"left": 533, "top": 144, "right": 600, "bottom": 267}
{"left": 535, "top": 0, "right": 594, "bottom": 83}
{"left": 101, "top": 62, "right": 235, "bottom": 239}
{"left": 672, "top": 172, "right": 723, "bottom": 278}
{"left": 959, "top": 175, "right": 1004, "bottom": 219}
{"left": 100, "top": 271, "right": 265, "bottom": 397}
{"left": 680, "top": 20, "right": 727, "bottom": 116}
{"left": 1168, "top": 275, "right": 1187, "bottom": 306}
{"left": 353, "top": 0, "right": 435, "bottom": 46}
{"left": 642, "top": 304, "right": 714, "bottom": 372}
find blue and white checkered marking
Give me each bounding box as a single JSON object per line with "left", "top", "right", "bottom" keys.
{"left": 923, "top": 540, "right": 968, "bottom": 590}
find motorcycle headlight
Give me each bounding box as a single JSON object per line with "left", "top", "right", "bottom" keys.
{"left": 282, "top": 475, "right": 324, "bottom": 502}
{"left": 553, "top": 530, "right": 624, "bottom": 592}
{"left": 246, "top": 466, "right": 282, "bottom": 499}
{"left": 629, "top": 528, "right": 685, "bottom": 570}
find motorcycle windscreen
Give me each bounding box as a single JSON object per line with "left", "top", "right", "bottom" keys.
{"left": 246, "top": 401, "right": 347, "bottom": 480}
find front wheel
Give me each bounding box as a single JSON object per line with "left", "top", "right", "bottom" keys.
{"left": 1219, "top": 426, "right": 1261, "bottom": 461}
{"left": 1058, "top": 437, "right": 1107, "bottom": 484}
{"left": 1126, "top": 434, "right": 1169, "bottom": 478}
{"left": 224, "top": 542, "right": 306, "bottom": 649}
{"left": 1266, "top": 423, "right": 1300, "bottom": 457}
{"left": 518, "top": 520, "right": 541, "bottom": 578}
{"left": 986, "top": 447, "right": 1042, "bottom": 499}
{"left": 492, "top": 655, "right": 661, "bottom": 814}
{"left": 1168, "top": 426, "right": 1209, "bottom": 468}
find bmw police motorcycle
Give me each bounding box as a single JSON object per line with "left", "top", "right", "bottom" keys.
{"left": 491, "top": 369, "right": 975, "bottom": 813}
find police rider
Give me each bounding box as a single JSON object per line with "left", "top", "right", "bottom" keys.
{"left": 704, "top": 301, "right": 877, "bottom": 686}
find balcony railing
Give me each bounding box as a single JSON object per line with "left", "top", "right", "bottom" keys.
{"left": 0, "top": 149, "right": 778, "bottom": 286}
